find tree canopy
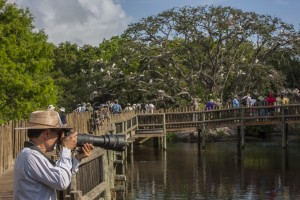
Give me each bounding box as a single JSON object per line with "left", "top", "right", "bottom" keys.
{"left": 0, "top": 0, "right": 56, "bottom": 123}
{"left": 124, "top": 5, "right": 299, "bottom": 101}
{"left": 1, "top": 2, "right": 300, "bottom": 122}
{"left": 53, "top": 5, "right": 300, "bottom": 111}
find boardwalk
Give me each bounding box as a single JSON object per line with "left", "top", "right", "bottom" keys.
{"left": 0, "top": 151, "right": 59, "bottom": 199}
{"left": 0, "top": 169, "right": 13, "bottom": 199}
{"left": 1, "top": 104, "right": 300, "bottom": 199}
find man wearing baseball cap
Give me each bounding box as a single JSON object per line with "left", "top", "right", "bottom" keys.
{"left": 13, "top": 110, "right": 94, "bottom": 200}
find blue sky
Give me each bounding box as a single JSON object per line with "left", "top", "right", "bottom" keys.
{"left": 9, "top": 0, "right": 299, "bottom": 46}
{"left": 121, "top": 0, "right": 299, "bottom": 29}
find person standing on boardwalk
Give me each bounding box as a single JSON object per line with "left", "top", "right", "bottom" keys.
{"left": 205, "top": 99, "right": 215, "bottom": 110}
{"left": 86, "top": 103, "right": 93, "bottom": 112}
{"left": 148, "top": 103, "right": 155, "bottom": 113}
{"left": 192, "top": 98, "right": 199, "bottom": 111}
{"left": 191, "top": 98, "right": 199, "bottom": 121}
{"left": 111, "top": 99, "right": 122, "bottom": 114}
{"left": 232, "top": 95, "right": 239, "bottom": 108}
{"left": 124, "top": 103, "right": 133, "bottom": 112}
{"left": 58, "top": 107, "right": 67, "bottom": 127}
{"left": 46, "top": 104, "right": 55, "bottom": 111}
{"left": 282, "top": 94, "right": 290, "bottom": 115}
{"left": 13, "top": 110, "right": 94, "bottom": 200}
{"left": 232, "top": 95, "right": 240, "bottom": 121}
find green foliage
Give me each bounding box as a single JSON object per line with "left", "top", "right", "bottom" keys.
{"left": 98, "top": 36, "right": 141, "bottom": 74}
{"left": 267, "top": 51, "right": 300, "bottom": 89}
{"left": 52, "top": 36, "right": 143, "bottom": 110}
{"left": 52, "top": 42, "right": 99, "bottom": 111}
{"left": 124, "top": 5, "right": 297, "bottom": 102}
{"left": 1, "top": 1, "right": 299, "bottom": 124}
{"left": 53, "top": 34, "right": 157, "bottom": 111}
{"left": 0, "top": 1, "right": 56, "bottom": 123}
{"left": 166, "top": 132, "right": 176, "bottom": 142}
{"left": 20, "top": 4, "right": 299, "bottom": 113}
{"left": 51, "top": 5, "right": 300, "bottom": 111}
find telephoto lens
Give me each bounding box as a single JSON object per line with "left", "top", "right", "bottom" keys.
{"left": 77, "top": 133, "right": 126, "bottom": 152}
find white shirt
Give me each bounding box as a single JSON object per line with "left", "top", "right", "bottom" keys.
{"left": 13, "top": 146, "right": 80, "bottom": 200}
{"left": 124, "top": 106, "right": 133, "bottom": 112}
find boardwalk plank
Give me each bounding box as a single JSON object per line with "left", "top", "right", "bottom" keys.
{"left": 0, "top": 169, "right": 13, "bottom": 199}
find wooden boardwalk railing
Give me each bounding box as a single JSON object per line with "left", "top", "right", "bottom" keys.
{"left": 0, "top": 111, "right": 138, "bottom": 200}
{"left": 137, "top": 104, "right": 300, "bottom": 130}
{"left": 1, "top": 104, "right": 300, "bottom": 199}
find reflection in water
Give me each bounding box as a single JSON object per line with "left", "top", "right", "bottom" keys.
{"left": 126, "top": 142, "right": 300, "bottom": 200}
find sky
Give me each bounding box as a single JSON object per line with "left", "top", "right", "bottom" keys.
{"left": 7, "top": 0, "right": 300, "bottom": 46}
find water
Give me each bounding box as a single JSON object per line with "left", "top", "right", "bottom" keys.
{"left": 125, "top": 141, "right": 300, "bottom": 200}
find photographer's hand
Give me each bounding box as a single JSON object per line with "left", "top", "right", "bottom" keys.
{"left": 61, "top": 131, "right": 78, "bottom": 150}
{"left": 75, "top": 144, "right": 94, "bottom": 161}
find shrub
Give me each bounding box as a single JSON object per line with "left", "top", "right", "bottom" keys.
{"left": 166, "top": 132, "right": 176, "bottom": 142}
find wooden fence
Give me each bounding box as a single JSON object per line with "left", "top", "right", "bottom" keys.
{"left": 0, "top": 110, "right": 138, "bottom": 199}
{"left": 137, "top": 104, "right": 300, "bottom": 130}
{"left": 0, "top": 111, "right": 137, "bottom": 173}
{"left": 2, "top": 105, "right": 300, "bottom": 174}
{"left": 1, "top": 105, "right": 300, "bottom": 199}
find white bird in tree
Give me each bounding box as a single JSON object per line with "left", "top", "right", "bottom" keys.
{"left": 158, "top": 90, "right": 165, "bottom": 94}
{"left": 177, "top": 91, "right": 191, "bottom": 98}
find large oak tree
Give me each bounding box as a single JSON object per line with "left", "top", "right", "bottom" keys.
{"left": 124, "top": 5, "right": 299, "bottom": 101}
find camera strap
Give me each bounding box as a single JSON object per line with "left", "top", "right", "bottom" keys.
{"left": 24, "top": 141, "right": 56, "bottom": 166}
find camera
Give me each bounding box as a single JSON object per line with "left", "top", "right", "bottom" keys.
{"left": 62, "top": 132, "right": 126, "bottom": 152}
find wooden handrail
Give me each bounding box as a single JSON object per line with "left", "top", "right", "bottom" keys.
{"left": 1, "top": 104, "right": 300, "bottom": 200}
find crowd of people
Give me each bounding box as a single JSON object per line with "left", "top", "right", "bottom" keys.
{"left": 231, "top": 92, "right": 290, "bottom": 109}
{"left": 45, "top": 99, "right": 154, "bottom": 128}
{"left": 90, "top": 100, "right": 156, "bottom": 126}
{"left": 13, "top": 88, "right": 298, "bottom": 199}
{"left": 188, "top": 91, "right": 296, "bottom": 120}
{"left": 46, "top": 90, "right": 296, "bottom": 128}
{"left": 190, "top": 91, "right": 292, "bottom": 112}
{"left": 45, "top": 99, "right": 156, "bottom": 130}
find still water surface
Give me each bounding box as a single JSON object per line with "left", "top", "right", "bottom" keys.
{"left": 125, "top": 141, "right": 300, "bottom": 200}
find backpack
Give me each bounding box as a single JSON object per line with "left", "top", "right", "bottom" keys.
{"left": 112, "top": 104, "right": 121, "bottom": 113}
{"left": 241, "top": 97, "right": 247, "bottom": 106}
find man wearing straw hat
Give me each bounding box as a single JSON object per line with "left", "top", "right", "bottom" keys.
{"left": 13, "top": 110, "right": 94, "bottom": 200}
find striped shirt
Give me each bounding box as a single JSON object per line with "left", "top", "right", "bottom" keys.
{"left": 13, "top": 146, "right": 80, "bottom": 200}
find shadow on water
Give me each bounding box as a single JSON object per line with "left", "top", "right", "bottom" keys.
{"left": 125, "top": 141, "right": 300, "bottom": 200}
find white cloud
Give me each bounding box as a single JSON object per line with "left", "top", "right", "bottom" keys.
{"left": 8, "top": 0, "right": 132, "bottom": 46}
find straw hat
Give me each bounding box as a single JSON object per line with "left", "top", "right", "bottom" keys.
{"left": 15, "top": 110, "right": 72, "bottom": 130}
{"left": 47, "top": 105, "right": 55, "bottom": 111}
{"left": 59, "top": 107, "right": 65, "bottom": 112}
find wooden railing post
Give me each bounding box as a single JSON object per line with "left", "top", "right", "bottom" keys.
{"left": 200, "top": 112, "right": 206, "bottom": 149}
{"left": 237, "top": 126, "right": 241, "bottom": 148}
{"left": 70, "top": 174, "right": 77, "bottom": 192}
{"left": 162, "top": 113, "right": 167, "bottom": 150}
{"left": 70, "top": 191, "right": 82, "bottom": 200}
{"left": 282, "top": 123, "right": 288, "bottom": 148}
{"left": 197, "top": 129, "right": 201, "bottom": 150}
{"left": 4, "top": 104, "right": 300, "bottom": 200}
{"left": 240, "top": 108, "right": 245, "bottom": 149}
